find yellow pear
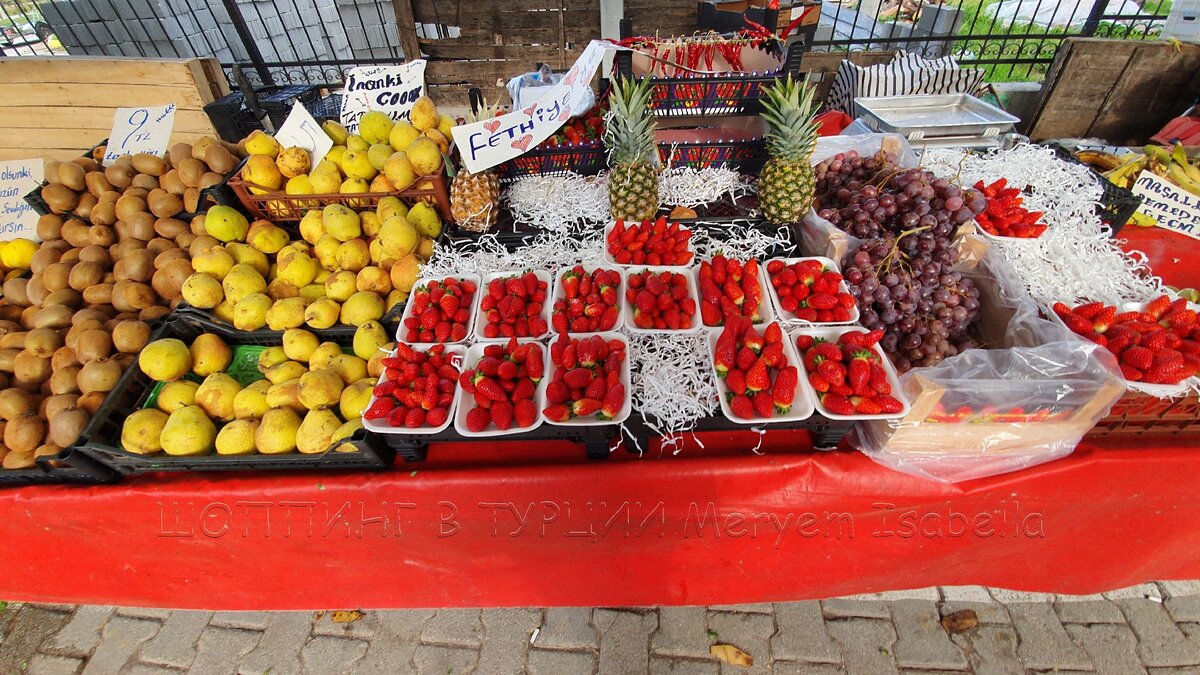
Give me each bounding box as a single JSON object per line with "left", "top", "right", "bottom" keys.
{"left": 213, "top": 300, "right": 237, "bottom": 324}
{"left": 160, "top": 405, "right": 216, "bottom": 456}
{"left": 340, "top": 379, "right": 376, "bottom": 419}
{"left": 157, "top": 380, "right": 200, "bottom": 414}
{"left": 353, "top": 321, "right": 389, "bottom": 360}
{"left": 257, "top": 346, "right": 289, "bottom": 372}
{"left": 299, "top": 284, "right": 326, "bottom": 302}
{"left": 407, "top": 201, "right": 442, "bottom": 238}
{"left": 339, "top": 178, "right": 370, "bottom": 208}
{"left": 256, "top": 407, "right": 301, "bottom": 454}
{"left": 283, "top": 328, "right": 320, "bottom": 362}
{"left": 309, "top": 161, "right": 342, "bottom": 193}
{"left": 222, "top": 263, "right": 267, "bottom": 305}
{"left": 356, "top": 266, "right": 392, "bottom": 295}
{"left": 276, "top": 146, "right": 311, "bottom": 178}
{"left": 322, "top": 120, "right": 349, "bottom": 145}
{"left": 204, "top": 204, "right": 250, "bottom": 243}
{"left": 299, "top": 209, "right": 325, "bottom": 244}
{"left": 368, "top": 343, "right": 395, "bottom": 377}
{"left": 389, "top": 255, "right": 422, "bottom": 293}
{"left": 139, "top": 338, "right": 193, "bottom": 382}
{"left": 233, "top": 293, "right": 273, "bottom": 330}
{"left": 266, "top": 297, "right": 309, "bottom": 331}
{"left": 245, "top": 130, "right": 280, "bottom": 157}
{"left": 378, "top": 216, "right": 419, "bottom": 258}
{"left": 191, "top": 333, "right": 232, "bottom": 377}
{"left": 226, "top": 243, "right": 271, "bottom": 276}
{"left": 389, "top": 121, "right": 421, "bottom": 151}
{"left": 359, "top": 111, "right": 396, "bottom": 145}
{"left": 369, "top": 174, "right": 394, "bottom": 193}
{"left": 367, "top": 143, "right": 393, "bottom": 171}
{"left": 305, "top": 298, "right": 341, "bottom": 329}
{"left": 383, "top": 152, "right": 417, "bottom": 190}
{"left": 297, "top": 408, "right": 342, "bottom": 454}
{"left": 405, "top": 137, "right": 442, "bottom": 176}
{"left": 264, "top": 360, "right": 307, "bottom": 385}
{"left": 267, "top": 278, "right": 300, "bottom": 300}
{"left": 332, "top": 418, "right": 364, "bottom": 445}
{"left": 246, "top": 220, "right": 289, "bottom": 254}
{"left": 309, "top": 342, "right": 344, "bottom": 371}
{"left": 194, "top": 372, "right": 241, "bottom": 422}
{"left": 361, "top": 211, "right": 383, "bottom": 238}
{"left": 323, "top": 204, "right": 362, "bottom": 242}
{"left": 339, "top": 149, "right": 377, "bottom": 180}
{"left": 423, "top": 128, "right": 450, "bottom": 155}
{"left": 266, "top": 378, "right": 304, "bottom": 413}
{"left": 387, "top": 289, "right": 409, "bottom": 309}
{"left": 298, "top": 369, "right": 344, "bottom": 410}
{"left": 285, "top": 175, "right": 315, "bottom": 207}
{"left": 410, "top": 95, "right": 440, "bottom": 131}
{"left": 122, "top": 408, "right": 168, "bottom": 455}
{"left": 181, "top": 272, "right": 224, "bottom": 309}
{"left": 313, "top": 234, "right": 341, "bottom": 271}
{"left": 242, "top": 154, "right": 284, "bottom": 192}
{"left": 369, "top": 239, "right": 388, "bottom": 266}
{"left": 328, "top": 353, "right": 369, "bottom": 385}
{"left": 336, "top": 239, "right": 371, "bottom": 272}
{"left": 216, "top": 419, "right": 259, "bottom": 455}
{"left": 233, "top": 380, "right": 271, "bottom": 420}
{"left": 437, "top": 114, "right": 455, "bottom": 140}
{"left": 416, "top": 237, "right": 436, "bottom": 261}
{"left": 346, "top": 135, "right": 369, "bottom": 151}
{"left": 276, "top": 253, "right": 319, "bottom": 288}
{"left": 377, "top": 195, "right": 408, "bottom": 222}
{"left": 341, "top": 291, "right": 385, "bottom": 325}
{"left": 324, "top": 270, "right": 358, "bottom": 302}
{"left": 191, "top": 246, "right": 235, "bottom": 280}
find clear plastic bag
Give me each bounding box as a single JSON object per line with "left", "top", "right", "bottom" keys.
{"left": 853, "top": 236, "right": 1126, "bottom": 483}
{"left": 506, "top": 64, "right": 596, "bottom": 113}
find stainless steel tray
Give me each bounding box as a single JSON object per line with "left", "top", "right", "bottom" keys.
{"left": 854, "top": 94, "right": 1019, "bottom": 140}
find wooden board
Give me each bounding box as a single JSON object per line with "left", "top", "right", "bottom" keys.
{"left": 0, "top": 57, "right": 228, "bottom": 163}
{"left": 1028, "top": 38, "right": 1200, "bottom": 144}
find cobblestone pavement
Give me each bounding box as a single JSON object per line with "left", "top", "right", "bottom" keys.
{"left": 2, "top": 582, "right": 1199, "bottom": 674}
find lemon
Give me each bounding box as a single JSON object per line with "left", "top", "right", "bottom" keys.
{"left": 1, "top": 238, "right": 39, "bottom": 269}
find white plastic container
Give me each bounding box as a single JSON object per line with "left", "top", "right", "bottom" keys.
{"left": 550, "top": 264, "right": 626, "bottom": 335}
{"left": 706, "top": 323, "right": 815, "bottom": 424}
{"left": 622, "top": 266, "right": 702, "bottom": 335}
{"left": 473, "top": 269, "right": 553, "bottom": 342}
{"left": 362, "top": 345, "right": 465, "bottom": 436}
{"left": 396, "top": 273, "right": 481, "bottom": 345}
{"left": 1164, "top": 1, "right": 1200, "bottom": 44}
{"left": 544, "top": 332, "right": 632, "bottom": 427}
{"left": 763, "top": 256, "right": 860, "bottom": 325}
{"left": 602, "top": 220, "right": 695, "bottom": 269}
{"left": 791, "top": 325, "right": 909, "bottom": 420}
{"left": 694, "top": 260, "right": 776, "bottom": 332}
{"left": 453, "top": 340, "right": 548, "bottom": 437}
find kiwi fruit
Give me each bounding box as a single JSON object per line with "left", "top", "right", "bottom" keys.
{"left": 118, "top": 281, "right": 155, "bottom": 310}
{"left": 159, "top": 169, "right": 186, "bottom": 196}
{"left": 88, "top": 224, "right": 116, "bottom": 247}
{"left": 112, "top": 320, "right": 150, "bottom": 354}
{"left": 89, "top": 200, "right": 117, "bottom": 227}
{"left": 43, "top": 289, "right": 83, "bottom": 310}
{"left": 123, "top": 187, "right": 149, "bottom": 202}
{"left": 35, "top": 214, "right": 63, "bottom": 241}
{"left": 191, "top": 136, "right": 217, "bottom": 161}
{"left": 29, "top": 247, "right": 62, "bottom": 274}
{"left": 114, "top": 249, "right": 154, "bottom": 283}
{"left": 84, "top": 171, "right": 113, "bottom": 197}
{"left": 72, "top": 309, "right": 110, "bottom": 326}
{"left": 60, "top": 219, "right": 91, "bottom": 248}
{"left": 152, "top": 258, "right": 192, "bottom": 300}
{"left": 74, "top": 330, "right": 112, "bottom": 363}
{"left": 58, "top": 248, "right": 80, "bottom": 266}
{"left": 81, "top": 283, "right": 113, "bottom": 306}
{"left": 48, "top": 407, "right": 88, "bottom": 447}
{"left": 32, "top": 305, "right": 73, "bottom": 330}
{"left": 154, "top": 217, "right": 188, "bottom": 239}
{"left": 24, "top": 275, "right": 48, "bottom": 306}
{"left": 169, "top": 142, "right": 194, "bottom": 167}
{"left": 77, "top": 391, "right": 107, "bottom": 415}
{"left": 78, "top": 357, "right": 121, "bottom": 394}
{"left": 191, "top": 213, "right": 207, "bottom": 236}
{"left": 131, "top": 153, "right": 169, "bottom": 177}
{"left": 177, "top": 158, "right": 206, "bottom": 187}
{"left": 65, "top": 320, "right": 102, "bottom": 350}
{"left": 41, "top": 262, "right": 72, "bottom": 292}
{"left": 0, "top": 349, "right": 18, "bottom": 374}
{"left": 68, "top": 260, "right": 104, "bottom": 291}
{"left": 41, "top": 183, "right": 79, "bottom": 214}
{"left": 24, "top": 328, "right": 62, "bottom": 358}
{"left": 183, "top": 188, "right": 201, "bottom": 214}
{"left": 44, "top": 160, "right": 63, "bottom": 184}
{"left": 73, "top": 193, "right": 98, "bottom": 220}
{"left": 204, "top": 144, "right": 237, "bottom": 175}
{"left": 199, "top": 172, "right": 225, "bottom": 190}
{"left": 78, "top": 244, "right": 112, "bottom": 267}
{"left": 58, "top": 162, "right": 86, "bottom": 191}
{"left": 14, "top": 351, "right": 52, "bottom": 385}
{"left": 0, "top": 332, "right": 26, "bottom": 350}
{"left": 51, "top": 347, "right": 79, "bottom": 372}
{"left": 3, "top": 278, "right": 29, "bottom": 307}
{"left": 18, "top": 306, "right": 38, "bottom": 330}
{"left": 145, "top": 237, "right": 176, "bottom": 257}
{"left": 41, "top": 393, "right": 78, "bottom": 420}
{"left": 154, "top": 247, "right": 187, "bottom": 269}
{"left": 104, "top": 162, "right": 135, "bottom": 189}
{"left": 176, "top": 231, "right": 197, "bottom": 249}
{"left": 139, "top": 305, "right": 172, "bottom": 321}
{"left": 189, "top": 235, "right": 220, "bottom": 258}
{"left": 125, "top": 211, "right": 156, "bottom": 241}
{"left": 48, "top": 366, "right": 80, "bottom": 396}
{"left": 5, "top": 415, "right": 45, "bottom": 453}
{"left": 74, "top": 157, "right": 99, "bottom": 173}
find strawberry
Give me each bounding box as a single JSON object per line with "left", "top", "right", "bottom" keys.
{"left": 1120, "top": 345, "right": 1154, "bottom": 371}
{"left": 852, "top": 396, "right": 883, "bottom": 415}
{"left": 742, "top": 326, "right": 764, "bottom": 354}
{"left": 475, "top": 377, "right": 507, "bottom": 402}
{"left": 745, "top": 358, "right": 770, "bottom": 392}
{"left": 564, "top": 368, "right": 592, "bottom": 389}
{"left": 761, "top": 343, "right": 784, "bottom": 369}
{"left": 490, "top": 400, "right": 514, "bottom": 430}
{"left": 585, "top": 377, "right": 607, "bottom": 400}
{"left": 752, "top": 391, "right": 774, "bottom": 417}
{"left": 817, "top": 359, "right": 845, "bottom": 385}
{"left": 729, "top": 394, "right": 755, "bottom": 420}
{"left": 764, "top": 322, "right": 783, "bottom": 345}
{"left": 426, "top": 407, "right": 449, "bottom": 428}
{"left": 404, "top": 408, "right": 426, "bottom": 428}
{"left": 1119, "top": 364, "right": 1144, "bottom": 381}
{"left": 1146, "top": 295, "right": 1172, "bottom": 319}
{"left": 820, "top": 393, "right": 855, "bottom": 416}
{"left": 1143, "top": 330, "right": 1169, "bottom": 351}
{"left": 1073, "top": 301, "right": 1104, "bottom": 320}
{"left": 1091, "top": 306, "right": 1117, "bottom": 333}
{"left": 543, "top": 403, "right": 572, "bottom": 422}
{"left": 572, "top": 398, "right": 603, "bottom": 417}
{"left": 701, "top": 301, "right": 723, "bottom": 327}
{"left": 546, "top": 380, "right": 569, "bottom": 404}
{"left": 726, "top": 369, "right": 748, "bottom": 395}
{"left": 848, "top": 351, "right": 873, "bottom": 394}
{"left": 364, "top": 397, "right": 395, "bottom": 420}
{"left": 807, "top": 371, "right": 831, "bottom": 393}
{"left": 1060, "top": 312, "right": 1094, "bottom": 336}
{"left": 735, "top": 346, "right": 757, "bottom": 372}
{"left": 514, "top": 399, "right": 538, "bottom": 428}
{"left": 772, "top": 366, "right": 797, "bottom": 413}
{"left": 874, "top": 394, "right": 904, "bottom": 414}
{"left": 465, "top": 406, "right": 492, "bottom": 432}
{"left": 599, "top": 383, "right": 625, "bottom": 420}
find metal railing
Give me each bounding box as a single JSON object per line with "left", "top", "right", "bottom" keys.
{"left": 0, "top": 0, "right": 1175, "bottom": 86}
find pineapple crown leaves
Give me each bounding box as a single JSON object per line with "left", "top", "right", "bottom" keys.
{"left": 759, "top": 75, "right": 821, "bottom": 164}
{"left": 603, "top": 76, "right": 659, "bottom": 168}
{"left": 467, "top": 98, "right": 502, "bottom": 124}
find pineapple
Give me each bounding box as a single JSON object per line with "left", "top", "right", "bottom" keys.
{"left": 604, "top": 77, "right": 660, "bottom": 222}
{"left": 758, "top": 75, "right": 821, "bottom": 224}
{"left": 450, "top": 100, "right": 502, "bottom": 232}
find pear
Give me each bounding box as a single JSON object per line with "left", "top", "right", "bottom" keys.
{"left": 356, "top": 266, "right": 391, "bottom": 295}
{"left": 405, "top": 137, "right": 442, "bottom": 176}
{"left": 336, "top": 239, "right": 371, "bottom": 273}
{"left": 297, "top": 408, "right": 342, "bottom": 454}
{"left": 233, "top": 380, "right": 271, "bottom": 420}
{"left": 323, "top": 204, "right": 362, "bottom": 242}
{"left": 339, "top": 149, "right": 377, "bottom": 181}
{"left": 416, "top": 237, "right": 435, "bottom": 261}
{"left": 359, "top": 111, "right": 395, "bottom": 146}
{"left": 305, "top": 298, "right": 341, "bottom": 329}
{"left": 438, "top": 114, "right": 455, "bottom": 140}
{"left": 309, "top": 342, "right": 344, "bottom": 371}
{"left": 313, "top": 234, "right": 342, "bottom": 271}
{"left": 233, "top": 293, "right": 273, "bottom": 331}
{"left": 212, "top": 300, "right": 237, "bottom": 324}
{"left": 242, "top": 155, "right": 284, "bottom": 192}
{"left": 266, "top": 297, "right": 309, "bottom": 331}
{"left": 409, "top": 95, "right": 439, "bottom": 131}
{"left": 266, "top": 378, "right": 305, "bottom": 413}
{"left": 191, "top": 333, "right": 232, "bottom": 377}
{"left": 283, "top": 328, "right": 320, "bottom": 363}
{"left": 299, "top": 209, "right": 325, "bottom": 244}
{"left": 122, "top": 409, "right": 168, "bottom": 455}
{"left": 216, "top": 419, "right": 259, "bottom": 455}
{"left": 321, "top": 120, "right": 349, "bottom": 144}
{"left": 222, "top": 263, "right": 267, "bottom": 305}
{"left": 378, "top": 216, "right": 419, "bottom": 259}
{"left": 256, "top": 407, "right": 301, "bottom": 454}
{"left": 257, "top": 346, "right": 290, "bottom": 372}
{"left": 226, "top": 242, "right": 271, "bottom": 276}
{"left": 157, "top": 380, "right": 200, "bottom": 414}
{"left": 389, "top": 121, "right": 421, "bottom": 152}
{"left": 298, "top": 369, "right": 344, "bottom": 410}
{"left": 332, "top": 418, "right": 364, "bottom": 445}
{"left": 328, "top": 353, "right": 369, "bottom": 385}
{"left": 309, "top": 162, "right": 342, "bottom": 194}
{"left": 377, "top": 196, "right": 408, "bottom": 222}
{"left": 191, "top": 246, "right": 235, "bottom": 279}
{"left": 340, "top": 378, "right": 377, "bottom": 419}
{"left": 181, "top": 272, "right": 224, "bottom": 309}
{"left": 194, "top": 372, "right": 241, "bottom": 422}
{"left": 276, "top": 146, "right": 311, "bottom": 178}
{"left": 367, "top": 343, "right": 394, "bottom": 377}
{"left": 361, "top": 211, "right": 383, "bottom": 238}
{"left": 346, "top": 135, "right": 369, "bottom": 151}
{"left": 160, "top": 405, "right": 217, "bottom": 456}
{"left": 245, "top": 130, "right": 280, "bottom": 157}
{"left": 354, "top": 321, "right": 389, "bottom": 360}
{"left": 383, "top": 152, "right": 417, "bottom": 190}
{"left": 266, "top": 278, "right": 300, "bottom": 300}
{"left": 276, "top": 253, "right": 319, "bottom": 288}
{"left": 285, "top": 175, "right": 314, "bottom": 201}
{"left": 139, "top": 338, "right": 192, "bottom": 382}
{"left": 390, "top": 254, "right": 422, "bottom": 293}
{"left": 407, "top": 201, "right": 442, "bottom": 239}
{"left": 340, "top": 178, "right": 370, "bottom": 208}
{"left": 341, "top": 291, "right": 385, "bottom": 325}
{"left": 369, "top": 173, "right": 394, "bottom": 193}
{"left": 299, "top": 284, "right": 326, "bottom": 302}
{"left": 246, "top": 220, "right": 289, "bottom": 254}
{"left": 367, "top": 143, "right": 393, "bottom": 171}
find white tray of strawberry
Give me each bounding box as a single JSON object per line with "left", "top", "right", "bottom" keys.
{"left": 708, "top": 318, "right": 814, "bottom": 423}
{"left": 476, "top": 270, "right": 551, "bottom": 341}
{"left": 543, "top": 333, "right": 631, "bottom": 426}
{"left": 765, "top": 257, "right": 859, "bottom": 324}
{"left": 1051, "top": 295, "right": 1200, "bottom": 391}
{"left": 605, "top": 217, "right": 694, "bottom": 268}
{"left": 455, "top": 338, "right": 547, "bottom": 437}
{"left": 398, "top": 274, "right": 479, "bottom": 344}
{"left": 624, "top": 267, "right": 700, "bottom": 333}
{"left": 696, "top": 254, "right": 774, "bottom": 331}
{"left": 794, "top": 327, "right": 909, "bottom": 419}
{"left": 362, "top": 344, "right": 463, "bottom": 434}
{"left": 551, "top": 265, "right": 624, "bottom": 334}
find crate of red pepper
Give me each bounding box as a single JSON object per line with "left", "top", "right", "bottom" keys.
{"left": 972, "top": 178, "right": 1048, "bottom": 240}
{"left": 498, "top": 104, "right": 608, "bottom": 183}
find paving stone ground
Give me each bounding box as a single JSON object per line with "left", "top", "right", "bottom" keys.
{"left": 0, "top": 583, "right": 1196, "bottom": 674}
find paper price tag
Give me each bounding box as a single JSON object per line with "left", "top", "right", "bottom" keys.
{"left": 1131, "top": 170, "right": 1200, "bottom": 241}
{"left": 102, "top": 104, "right": 176, "bottom": 166}
{"left": 340, "top": 61, "right": 428, "bottom": 133}
{"left": 274, "top": 101, "right": 333, "bottom": 167}
{"left": 0, "top": 159, "right": 44, "bottom": 241}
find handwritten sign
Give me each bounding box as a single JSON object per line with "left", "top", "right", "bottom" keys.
{"left": 102, "top": 104, "right": 176, "bottom": 166}
{"left": 340, "top": 61, "right": 428, "bottom": 133}
{"left": 1131, "top": 171, "right": 1200, "bottom": 241}
{"left": 0, "top": 159, "right": 44, "bottom": 241}
{"left": 451, "top": 40, "right": 623, "bottom": 174}
{"left": 275, "top": 101, "right": 333, "bottom": 167}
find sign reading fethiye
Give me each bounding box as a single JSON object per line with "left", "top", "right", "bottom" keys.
{"left": 1131, "top": 170, "right": 1200, "bottom": 241}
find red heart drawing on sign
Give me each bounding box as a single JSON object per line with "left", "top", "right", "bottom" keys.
{"left": 483, "top": 119, "right": 501, "bottom": 133}
{"left": 563, "top": 69, "right": 578, "bottom": 85}
{"left": 557, "top": 107, "right": 572, "bottom": 122}
{"left": 523, "top": 104, "right": 536, "bottom": 117}
{"left": 511, "top": 134, "right": 533, "bottom": 152}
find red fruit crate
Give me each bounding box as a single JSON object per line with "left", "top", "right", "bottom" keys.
{"left": 228, "top": 169, "right": 452, "bottom": 223}
{"left": 1086, "top": 390, "right": 1200, "bottom": 437}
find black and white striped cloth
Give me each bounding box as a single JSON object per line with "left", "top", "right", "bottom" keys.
{"left": 827, "top": 51, "right": 986, "bottom": 117}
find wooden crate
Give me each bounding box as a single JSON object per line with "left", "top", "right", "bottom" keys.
{"left": 0, "top": 57, "right": 229, "bottom": 162}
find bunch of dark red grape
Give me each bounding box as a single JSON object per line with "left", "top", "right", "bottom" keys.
{"left": 813, "top": 151, "right": 988, "bottom": 371}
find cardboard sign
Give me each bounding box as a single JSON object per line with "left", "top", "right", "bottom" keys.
{"left": 1131, "top": 171, "right": 1200, "bottom": 241}
{"left": 0, "top": 159, "right": 43, "bottom": 241}
{"left": 340, "top": 61, "right": 428, "bottom": 132}
{"left": 275, "top": 101, "right": 333, "bottom": 167}
{"left": 103, "top": 104, "right": 176, "bottom": 166}
{"left": 451, "top": 40, "right": 622, "bottom": 174}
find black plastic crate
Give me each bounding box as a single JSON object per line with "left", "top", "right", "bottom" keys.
{"left": 373, "top": 422, "right": 618, "bottom": 463}
{"left": 306, "top": 92, "right": 344, "bottom": 121}
{"left": 1045, "top": 143, "right": 1143, "bottom": 235}
{"left": 1, "top": 451, "right": 118, "bottom": 488}
{"left": 173, "top": 295, "right": 404, "bottom": 343}
{"left": 65, "top": 313, "right": 394, "bottom": 476}
{"left": 204, "top": 85, "right": 321, "bottom": 142}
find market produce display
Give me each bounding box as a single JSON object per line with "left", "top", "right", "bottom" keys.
{"left": 478, "top": 271, "right": 550, "bottom": 339}
{"left": 400, "top": 276, "right": 478, "bottom": 344}
{"left": 765, "top": 258, "right": 855, "bottom": 323}
{"left": 625, "top": 268, "right": 699, "bottom": 331}
{"left": 363, "top": 343, "right": 459, "bottom": 430}
{"left": 457, "top": 339, "right": 544, "bottom": 434}
{"left": 758, "top": 76, "right": 822, "bottom": 225}
{"left": 605, "top": 77, "right": 660, "bottom": 221}
{"left": 551, "top": 266, "right": 623, "bottom": 334}
{"left": 1092, "top": 143, "right": 1200, "bottom": 195}
{"left": 543, "top": 333, "right": 629, "bottom": 423}
{"left": 1053, "top": 296, "right": 1200, "bottom": 385}
{"left": 972, "top": 179, "right": 1047, "bottom": 239}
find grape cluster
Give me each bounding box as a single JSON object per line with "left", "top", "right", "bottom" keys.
{"left": 813, "top": 151, "right": 988, "bottom": 371}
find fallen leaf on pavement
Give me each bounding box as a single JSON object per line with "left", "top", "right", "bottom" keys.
{"left": 940, "top": 609, "right": 978, "bottom": 633}
{"left": 710, "top": 644, "right": 753, "bottom": 667}
{"left": 332, "top": 610, "right": 364, "bottom": 624}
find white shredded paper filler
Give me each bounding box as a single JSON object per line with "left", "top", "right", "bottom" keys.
{"left": 624, "top": 331, "right": 719, "bottom": 453}
{"left": 506, "top": 173, "right": 610, "bottom": 230}
{"left": 659, "top": 166, "right": 749, "bottom": 208}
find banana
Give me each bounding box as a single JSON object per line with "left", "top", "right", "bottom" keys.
{"left": 1075, "top": 150, "right": 1123, "bottom": 172}
{"left": 1181, "top": 159, "right": 1200, "bottom": 185}
{"left": 1104, "top": 154, "right": 1147, "bottom": 188}
{"left": 1170, "top": 142, "right": 1190, "bottom": 166}
{"left": 1128, "top": 211, "right": 1158, "bottom": 227}
{"left": 1145, "top": 144, "right": 1173, "bottom": 164}
{"left": 1167, "top": 163, "right": 1200, "bottom": 196}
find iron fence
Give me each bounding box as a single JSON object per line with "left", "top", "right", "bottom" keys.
{"left": 0, "top": 0, "right": 1177, "bottom": 88}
